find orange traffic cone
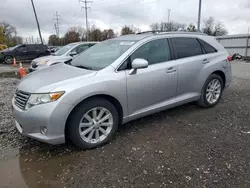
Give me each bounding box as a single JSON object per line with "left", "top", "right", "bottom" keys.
{"left": 19, "top": 61, "right": 27, "bottom": 78}
{"left": 13, "top": 58, "right": 17, "bottom": 67}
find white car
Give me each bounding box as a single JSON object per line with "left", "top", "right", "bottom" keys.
{"left": 29, "top": 42, "right": 97, "bottom": 72}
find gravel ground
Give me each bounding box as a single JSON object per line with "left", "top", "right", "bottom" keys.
{"left": 0, "top": 61, "right": 250, "bottom": 188}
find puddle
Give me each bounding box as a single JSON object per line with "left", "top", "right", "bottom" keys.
{"left": 0, "top": 147, "right": 74, "bottom": 188}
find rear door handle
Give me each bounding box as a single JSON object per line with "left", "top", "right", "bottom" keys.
{"left": 166, "top": 67, "right": 176, "bottom": 73}
{"left": 202, "top": 59, "right": 210, "bottom": 64}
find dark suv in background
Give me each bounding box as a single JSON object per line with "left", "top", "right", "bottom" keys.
{"left": 0, "top": 44, "right": 49, "bottom": 64}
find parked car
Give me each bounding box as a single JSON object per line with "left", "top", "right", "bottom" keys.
{"left": 0, "top": 44, "right": 49, "bottom": 64}
{"left": 12, "top": 32, "right": 232, "bottom": 149}
{"left": 29, "top": 42, "right": 97, "bottom": 72}
{"left": 48, "top": 46, "right": 61, "bottom": 53}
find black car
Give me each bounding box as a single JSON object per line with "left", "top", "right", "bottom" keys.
{"left": 0, "top": 44, "right": 50, "bottom": 64}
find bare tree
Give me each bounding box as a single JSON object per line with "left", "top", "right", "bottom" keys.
{"left": 1, "top": 22, "right": 17, "bottom": 38}
{"left": 202, "top": 17, "right": 228, "bottom": 36}
{"left": 150, "top": 22, "right": 186, "bottom": 32}
{"left": 121, "top": 25, "right": 140, "bottom": 35}
{"left": 187, "top": 24, "right": 197, "bottom": 32}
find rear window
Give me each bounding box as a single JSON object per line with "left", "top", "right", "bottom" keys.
{"left": 172, "top": 37, "right": 203, "bottom": 59}
{"left": 198, "top": 39, "right": 217, "bottom": 53}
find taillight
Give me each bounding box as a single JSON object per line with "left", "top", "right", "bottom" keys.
{"left": 227, "top": 55, "right": 233, "bottom": 62}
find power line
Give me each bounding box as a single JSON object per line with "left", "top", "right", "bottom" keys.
{"left": 80, "top": 0, "right": 92, "bottom": 41}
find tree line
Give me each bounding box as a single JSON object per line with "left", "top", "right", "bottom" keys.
{"left": 0, "top": 16, "right": 228, "bottom": 47}
{"left": 49, "top": 17, "right": 228, "bottom": 46}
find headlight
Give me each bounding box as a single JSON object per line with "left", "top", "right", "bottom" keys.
{"left": 38, "top": 59, "right": 49, "bottom": 65}
{"left": 25, "top": 91, "right": 64, "bottom": 110}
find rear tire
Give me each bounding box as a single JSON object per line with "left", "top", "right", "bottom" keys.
{"left": 197, "top": 74, "right": 224, "bottom": 108}
{"left": 67, "top": 98, "right": 119, "bottom": 149}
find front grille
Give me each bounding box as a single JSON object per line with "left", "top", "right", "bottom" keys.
{"left": 31, "top": 61, "right": 38, "bottom": 68}
{"left": 14, "top": 90, "right": 30, "bottom": 110}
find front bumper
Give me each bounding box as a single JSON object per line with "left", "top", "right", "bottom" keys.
{"left": 12, "top": 98, "right": 74, "bottom": 145}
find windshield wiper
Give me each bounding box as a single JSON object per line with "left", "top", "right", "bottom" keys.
{"left": 75, "top": 65, "right": 93, "bottom": 70}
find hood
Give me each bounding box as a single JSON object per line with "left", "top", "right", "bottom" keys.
{"left": 34, "top": 55, "right": 72, "bottom": 66}
{"left": 17, "top": 63, "right": 97, "bottom": 93}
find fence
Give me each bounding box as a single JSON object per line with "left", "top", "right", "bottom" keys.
{"left": 216, "top": 34, "right": 250, "bottom": 58}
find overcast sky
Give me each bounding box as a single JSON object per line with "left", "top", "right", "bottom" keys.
{"left": 1, "top": 0, "right": 250, "bottom": 43}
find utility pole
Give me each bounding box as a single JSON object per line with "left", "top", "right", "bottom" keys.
{"left": 80, "top": 0, "right": 92, "bottom": 41}
{"left": 197, "top": 0, "right": 202, "bottom": 31}
{"left": 245, "top": 27, "right": 249, "bottom": 58}
{"left": 54, "top": 11, "right": 61, "bottom": 38}
{"left": 168, "top": 9, "right": 171, "bottom": 23}
{"left": 54, "top": 23, "right": 58, "bottom": 36}
{"left": 30, "top": 0, "right": 43, "bottom": 44}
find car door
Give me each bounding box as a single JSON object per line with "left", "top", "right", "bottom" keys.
{"left": 125, "top": 38, "right": 178, "bottom": 116}
{"left": 27, "top": 45, "right": 37, "bottom": 60}
{"left": 15, "top": 45, "right": 28, "bottom": 60}
{"left": 171, "top": 37, "right": 207, "bottom": 99}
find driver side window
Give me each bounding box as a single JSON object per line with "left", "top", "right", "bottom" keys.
{"left": 119, "top": 38, "right": 171, "bottom": 71}
{"left": 131, "top": 38, "right": 171, "bottom": 65}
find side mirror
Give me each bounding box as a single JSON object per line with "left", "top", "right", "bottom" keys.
{"left": 129, "top": 58, "right": 148, "bottom": 74}
{"left": 69, "top": 51, "right": 77, "bottom": 56}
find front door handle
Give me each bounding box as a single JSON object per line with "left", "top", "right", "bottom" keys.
{"left": 202, "top": 59, "right": 210, "bottom": 64}
{"left": 166, "top": 67, "right": 176, "bottom": 73}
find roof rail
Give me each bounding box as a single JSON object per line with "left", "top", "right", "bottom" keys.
{"left": 136, "top": 30, "right": 207, "bottom": 36}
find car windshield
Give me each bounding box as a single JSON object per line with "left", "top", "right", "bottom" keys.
{"left": 70, "top": 40, "right": 136, "bottom": 70}
{"left": 9, "top": 45, "right": 21, "bottom": 50}
{"left": 53, "top": 43, "right": 76, "bottom": 56}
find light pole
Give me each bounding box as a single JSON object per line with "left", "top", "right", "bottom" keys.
{"left": 197, "top": 0, "right": 202, "bottom": 31}
{"left": 31, "top": 0, "right": 43, "bottom": 44}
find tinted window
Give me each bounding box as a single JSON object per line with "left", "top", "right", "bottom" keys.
{"left": 73, "top": 44, "right": 90, "bottom": 54}
{"left": 172, "top": 38, "right": 203, "bottom": 59}
{"left": 27, "top": 45, "right": 36, "bottom": 51}
{"left": 17, "top": 46, "right": 27, "bottom": 52}
{"left": 131, "top": 39, "right": 171, "bottom": 65}
{"left": 198, "top": 39, "right": 217, "bottom": 53}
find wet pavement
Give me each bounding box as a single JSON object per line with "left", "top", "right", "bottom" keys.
{"left": 0, "top": 61, "right": 250, "bottom": 188}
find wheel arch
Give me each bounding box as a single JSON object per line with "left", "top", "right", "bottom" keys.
{"left": 65, "top": 94, "right": 124, "bottom": 138}
{"left": 211, "top": 70, "right": 226, "bottom": 88}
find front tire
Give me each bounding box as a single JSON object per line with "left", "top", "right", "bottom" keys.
{"left": 67, "top": 98, "right": 119, "bottom": 149}
{"left": 4, "top": 55, "right": 13, "bottom": 64}
{"left": 198, "top": 74, "right": 224, "bottom": 108}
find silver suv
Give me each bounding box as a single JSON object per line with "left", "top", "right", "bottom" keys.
{"left": 12, "top": 32, "right": 232, "bottom": 149}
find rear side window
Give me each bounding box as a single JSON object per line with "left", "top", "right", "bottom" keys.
{"left": 27, "top": 45, "right": 36, "bottom": 51}
{"left": 131, "top": 38, "right": 171, "bottom": 65}
{"left": 198, "top": 39, "right": 217, "bottom": 53}
{"left": 172, "top": 37, "right": 203, "bottom": 59}
{"left": 74, "top": 44, "right": 90, "bottom": 54}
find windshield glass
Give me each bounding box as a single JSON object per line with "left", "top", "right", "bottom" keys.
{"left": 54, "top": 43, "right": 76, "bottom": 56}
{"left": 70, "top": 40, "right": 136, "bottom": 70}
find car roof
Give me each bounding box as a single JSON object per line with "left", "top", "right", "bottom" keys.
{"left": 112, "top": 31, "right": 207, "bottom": 41}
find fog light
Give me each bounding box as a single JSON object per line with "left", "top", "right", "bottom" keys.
{"left": 40, "top": 126, "right": 48, "bottom": 135}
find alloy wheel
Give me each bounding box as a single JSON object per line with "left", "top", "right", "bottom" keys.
{"left": 206, "top": 79, "right": 221, "bottom": 104}
{"left": 78, "top": 107, "right": 113, "bottom": 144}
